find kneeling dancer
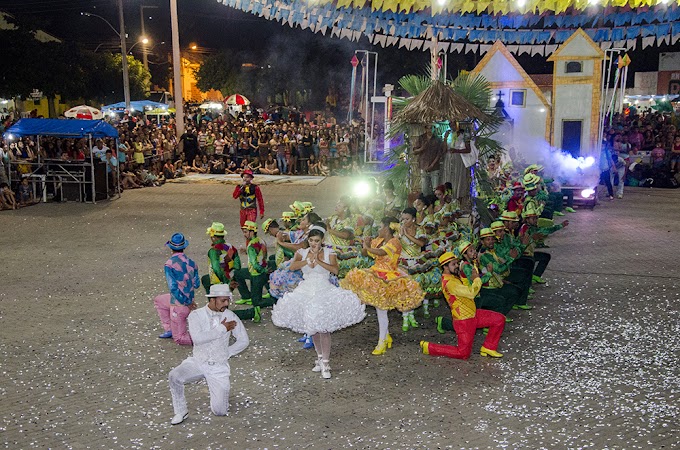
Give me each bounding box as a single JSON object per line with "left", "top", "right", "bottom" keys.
{"left": 421, "top": 251, "right": 505, "bottom": 359}
{"left": 167, "top": 284, "right": 249, "bottom": 424}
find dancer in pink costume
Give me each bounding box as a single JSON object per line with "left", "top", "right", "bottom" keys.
{"left": 154, "top": 232, "right": 200, "bottom": 345}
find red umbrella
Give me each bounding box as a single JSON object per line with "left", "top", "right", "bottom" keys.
{"left": 224, "top": 94, "right": 251, "bottom": 106}
{"left": 64, "top": 105, "right": 103, "bottom": 120}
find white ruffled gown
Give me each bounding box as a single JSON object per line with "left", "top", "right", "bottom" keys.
{"left": 272, "top": 248, "right": 366, "bottom": 335}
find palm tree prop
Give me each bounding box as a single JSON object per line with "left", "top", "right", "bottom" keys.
{"left": 384, "top": 69, "right": 505, "bottom": 226}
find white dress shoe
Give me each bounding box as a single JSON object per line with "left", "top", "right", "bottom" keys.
{"left": 171, "top": 412, "right": 188, "bottom": 425}
{"left": 321, "top": 360, "right": 331, "bottom": 379}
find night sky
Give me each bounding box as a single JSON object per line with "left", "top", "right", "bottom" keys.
{"left": 1, "top": 0, "right": 672, "bottom": 88}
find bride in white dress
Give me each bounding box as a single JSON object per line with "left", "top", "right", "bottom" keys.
{"left": 272, "top": 224, "right": 366, "bottom": 379}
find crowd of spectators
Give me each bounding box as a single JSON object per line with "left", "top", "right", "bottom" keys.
{"left": 0, "top": 105, "right": 375, "bottom": 209}
{"left": 599, "top": 110, "right": 680, "bottom": 198}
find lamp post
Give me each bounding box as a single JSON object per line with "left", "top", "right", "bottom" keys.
{"left": 128, "top": 37, "right": 150, "bottom": 55}
{"left": 139, "top": 5, "right": 158, "bottom": 71}
{"left": 81, "top": 6, "right": 130, "bottom": 110}
{"left": 170, "top": 0, "right": 185, "bottom": 138}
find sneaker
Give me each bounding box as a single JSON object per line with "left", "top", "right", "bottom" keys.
{"left": 532, "top": 275, "right": 547, "bottom": 284}
{"left": 158, "top": 330, "right": 173, "bottom": 339}
{"left": 565, "top": 207, "right": 576, "bottom": 213}
{"left": 235, "top": 298, "right": 252, "bottom": 305}
{"left": 298, "top": 335, "right": 308, "bottom": 342}
{"left": 553, "top": 211, "right": 565, "bottom": 216}
{"left": 512, "top": 304, "right": 534, "bottom": 310}
{"left": 505, "top": 317, "right": 514, "bottom": 323}
{"left": 616, "top": 194, "right": 623, "bottom": 199}
{"left": 171, "top": 411, "right": 188, "bottom": 425}
{"left": 252, "top": 306, "right": 261, "bottom": 323}
{"left": 302, "top": 336, "right": 314, "bottom": 349}
{"left": 312, "top": 357, "right": 323, "bottom": 372}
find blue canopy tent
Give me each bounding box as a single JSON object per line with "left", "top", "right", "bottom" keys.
{"left": 102, "top": 100, "right": 169, "bottom": 113}
{"left": 5, "top": 119, "right": 120, "bottom": 203}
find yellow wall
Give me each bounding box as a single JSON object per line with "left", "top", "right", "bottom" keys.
{"left": 19, "top": 95, "right": 68, "bottom": 118}
{"left": 168, "top": 57, "right": 223, "bottom": 103}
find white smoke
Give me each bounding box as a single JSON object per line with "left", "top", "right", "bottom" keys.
{"left": 509, "top": 136, "right": 600, "bottom": 187}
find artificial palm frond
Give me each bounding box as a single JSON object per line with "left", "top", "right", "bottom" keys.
{"left": 398, "top": 74, "right": 432, "bottom": 97}
{"left": 394, "top": 80, "right": 490, "bottom": 126}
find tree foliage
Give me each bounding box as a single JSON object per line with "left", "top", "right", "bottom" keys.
{"left": 0, "top": 20, "right": 151, "bottom": 112}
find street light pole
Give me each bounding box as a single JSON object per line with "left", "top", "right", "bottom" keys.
{"left": 81, "top": 9, "right": 130, "bottom": 109}
{"left": 117, "top": 0, "right": 131, "bottom": 110}
{"left": 170, "top": 0, "right": 184, "bottom": 138}
{"left": 140, "top": 5, "right": 158, "bottom": 72}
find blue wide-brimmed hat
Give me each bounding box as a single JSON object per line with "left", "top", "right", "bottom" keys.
{"left": 166, "top": 232, "right": 189, "bottom": 251}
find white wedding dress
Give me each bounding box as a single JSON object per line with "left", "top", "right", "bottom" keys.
{"left": 272, "top": 248, "right": 366, "bottom": 335}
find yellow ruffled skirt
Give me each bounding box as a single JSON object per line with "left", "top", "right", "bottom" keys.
{"left": 341, "top": 267, "right": 424, "bottom": 312}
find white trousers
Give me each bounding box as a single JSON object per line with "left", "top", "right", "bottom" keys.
{"left": 169, "top": 357, "right": 231, "bottom": 416}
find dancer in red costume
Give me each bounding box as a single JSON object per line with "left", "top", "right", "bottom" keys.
{"left": 232, "top": 169, "right": 264, "bottom": 226}
{"left": 420, "top": 251, "right": 505, "bottom": 359}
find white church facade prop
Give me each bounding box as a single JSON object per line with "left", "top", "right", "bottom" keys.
{"left": 470, "top": 28, "right": 604, "bottom": 159}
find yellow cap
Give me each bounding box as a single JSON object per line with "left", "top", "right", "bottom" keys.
{"left": 439, "top": 251, "right": 457, "bottom": 266}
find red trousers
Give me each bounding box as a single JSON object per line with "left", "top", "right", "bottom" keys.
{"left": 239, "top": 208, "right": 257, "bottom": 227}
{"left": 427, "top": 309, "right": 505, "bottom": 360}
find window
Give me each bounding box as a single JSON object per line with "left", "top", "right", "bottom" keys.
{"left": 566, "top": 61, "right": 583, "bottom": 73}
{"left": 509, "top": 89, "right": 526, "bottom": 107}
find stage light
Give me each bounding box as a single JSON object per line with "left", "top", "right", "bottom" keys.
{"left": 438, "top": 0, "right": 446, "bottom": 5}
{"left": 540, "top": 108, "right": 546, "bottom": 112}
{"left": 584, "top": 156, "right": 595, "bottom": 167}
{"left": 581, "top": 188, "right": 595, "bottom": 198}
{"left": 353, "top": 180, "right": 371, "bottom": 198}
{"left": 517, "top": 0, "right": 526, "bottom": 7}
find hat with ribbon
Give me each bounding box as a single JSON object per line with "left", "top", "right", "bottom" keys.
{"left": 166, "top": 232, "right": 189, "bottom": 251}
{"left": 262, "top": 218, "right": 275, "bottom": 233}
{"left": 206, "top": 283, "right": 232, "bottom": 298}
{"left": 524, "top": 164, "right": 544, "bottom": 175}
{"left": 289, "top": 201, "right": 305, "bottom": 216}
{"left": 457, "top": 240, "right": 473, "bottom": 257}
{"left": 241, "top": 220, "right": 258, "bottom": 232}
{"left": 241, "top": 169, "right": 254, "bottom": 178}
{"left": 490, "top": 221, "right": 506, "bottom": 231}
{"left": 301, "top": 201, "right": 314, "bottom": 212}
{"left": 281, "top": 211, "right": 295, "bottom": 221}
{"left": 480, "top": 228, "right": 496, "bottom": 239}
{"left": 439, "top": 251, "right": 457, "bottom": 266}
{"left": 522, "top": 173, "right": 541, "bottom": 188}
{"left": 500, "top": 210, "right": 520, "bottom": 222}
{"left": 206, "top": 222, "right": 226, "bottom": 237}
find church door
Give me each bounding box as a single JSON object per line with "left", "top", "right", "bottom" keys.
{"left": 562, "top": 120, "right": 582, "bottom": 158}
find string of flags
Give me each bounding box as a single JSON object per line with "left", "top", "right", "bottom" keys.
{"left": 218, "top": 0, "right": 680, "bottom": 53}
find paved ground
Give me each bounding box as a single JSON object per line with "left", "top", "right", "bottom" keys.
{"left": 1, "top": 179, "right": 678, "bottom": 449}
